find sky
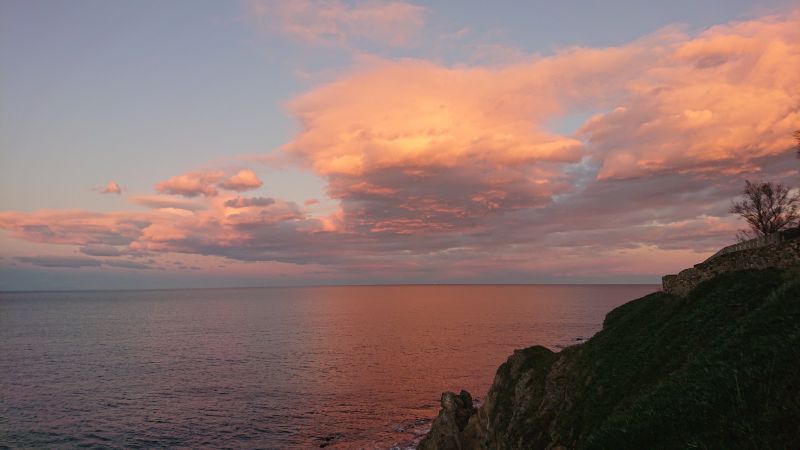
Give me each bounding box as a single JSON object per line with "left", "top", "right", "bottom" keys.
{"left": 0, "top": 0, "right": 798, "bottom": 290}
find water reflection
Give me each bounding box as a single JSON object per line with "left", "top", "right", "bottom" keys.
{"left": 0, "top": 284, "right": 657, "bottom": 448}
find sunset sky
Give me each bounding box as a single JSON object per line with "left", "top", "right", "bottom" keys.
{"left": 1, "top": 0, "right": 798, "bottom": 290}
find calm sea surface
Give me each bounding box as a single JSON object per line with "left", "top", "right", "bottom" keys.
{"left": 0, "top": 285, "right": 656, "bottom": 449}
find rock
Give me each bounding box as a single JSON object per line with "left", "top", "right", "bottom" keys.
{"left": 417, "top": 390, "right": 475, "bottom": 450}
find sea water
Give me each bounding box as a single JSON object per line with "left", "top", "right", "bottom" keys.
{"left": 0, "top": 284, "right": 656, "bottom": 449}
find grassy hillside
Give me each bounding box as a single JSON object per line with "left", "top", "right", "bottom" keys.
{"left": 420, "top": 268, "right": 800, "bottom": 449}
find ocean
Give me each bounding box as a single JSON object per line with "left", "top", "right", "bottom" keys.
{"left": 0, "top": 284, "right": 657, "bottom": 449}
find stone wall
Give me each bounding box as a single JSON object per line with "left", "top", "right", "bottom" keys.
{"left": 705, "top": 229, "right": 799, "bottom": 261}
{"left": 663, "top": 237, "right": 800, "bottom": 297}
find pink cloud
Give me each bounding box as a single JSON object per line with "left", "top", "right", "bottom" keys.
{"left": 224, "top": 196, "right": 275, "bottom": 208}
{"left": 96, "top": 181, "right": 123, "bottom": 194}
{"left": 222, "top": 199, "right": 305, "bottom": 227}
{"left": 247, "top": 0, "right": 426, "bottom": 47}
{"left": 283, "top": 59, "right": 590, "bottom": 177}
{"left": 0, "top": 210, "right": 148, "bottom": 246}
{"left": 155, "top": 171, "right": 225, "bottom": 197}
{"left": 281, "top": 55, "right": 628, "bottom": 234}
{"left": 0, "top": 202, "right": 321, "bottom": 266}
{"left": 275, "top": 11, "right": 799, "bottom": 240}
{"left": 580, "top": 12, "right": 800, "bottom": 179}
{"left": 155, "top": 169, "right": 264, "bottom": 197}
{"left": 220, "top": 169, "right": 263, "bottom": 192}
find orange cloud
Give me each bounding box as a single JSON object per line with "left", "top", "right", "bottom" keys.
{"left": 280, "top": 54, "right": 631, "bottom": 233}
{"left": 580, "top": 12, "right": 800, "bottom": 179}
{"left": 274, "top": 11, "right": 800, "bottom": 239}
{"left": 155, "top": 170, "right": 224, "bottom": 197}
{"left": 284, "top": 12, "right": 799, "bottom": 187}
{"left": 155, "top": 168, "right": 264, "bottom": 197}
{"left": 247, "top": 0, "right": 426, "bottom": 47}
{"left": 220, "top": 169, "right": 263, "bottom": 192}
{"left": 283, "top": 59, "right": 592, "bottom": 176}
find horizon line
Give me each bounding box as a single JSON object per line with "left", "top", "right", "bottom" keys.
{"left": 0, "top": 281, "right": 662, "bottom": 294}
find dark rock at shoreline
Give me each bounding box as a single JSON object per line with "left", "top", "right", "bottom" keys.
{"left": 417, "top": 390, "right": 475, "bottom": 450}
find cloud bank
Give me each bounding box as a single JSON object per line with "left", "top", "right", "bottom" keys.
{"left": 2, "top": 11, "right": 799, "bottom": 283}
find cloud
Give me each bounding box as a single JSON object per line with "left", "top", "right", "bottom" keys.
{"left": 103, "top": 259, "right": 152, "bottom": 270}
{"left": 278, "top": 11, "right": 799, "bottom": 239}
{"left": 579, "top": 13, "right": 800, "bottom": 179}
{"left": 80, "top": 244, "right": 121, "bottom": 257}
{"left": 13, "top": 254, "right": 152, "bottom": 270}
{"left": 0, "top": 204, "right": 319, "bottom": 266}
{"left": 155, "top": 171, "right": 225, "bottom": 197}
{"left": 0, "top": 210, "right": 148, "bottom": 246}
{"left": 246, "top": 0, "right": 426, "bottom": 47}
{"left": 283, "top": 59, "right": 589, "bottom": 177}
{"left": 224, "top": 196, "right": 276, "bottom": 208}
{"left": 97, "top": 181, "right": 123, "bottom": 195}
{"left": 281, "top": 56, "right": 612, "bottom": 234}
{"left": 2, "top": 11, "right": 799, "bottom": 283}
{"left": 15, "top": 255, "right": 102, "bottom": 268}
{"left": 154, "top": 169, "right": 264, "bottom": 197}
{"left": 223, "top": 199, "right": 305, "bottom": 226}
{"left": 129, "top": 195, "right": 206, "bottom": 211}
{"left": 220, "top": 169, "right": 263, "bottom": 192}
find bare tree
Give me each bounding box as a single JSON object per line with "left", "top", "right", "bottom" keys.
{"left": 730, "top": 180, "right": 800, "bottom": 240}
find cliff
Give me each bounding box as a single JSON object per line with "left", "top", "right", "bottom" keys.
{"left": 418, "top": 266, "right": 800, "bottom": 449}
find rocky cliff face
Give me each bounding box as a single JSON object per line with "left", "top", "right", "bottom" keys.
{"left": 417, "top": 391, "right": 476, "bottom": 449}
{"left": 419, "top": 267, "right": 800, "bottom": 450}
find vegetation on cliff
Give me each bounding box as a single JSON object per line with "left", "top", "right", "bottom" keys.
{"left": 419, "top": 267, "right": 800, "bottom": 449}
